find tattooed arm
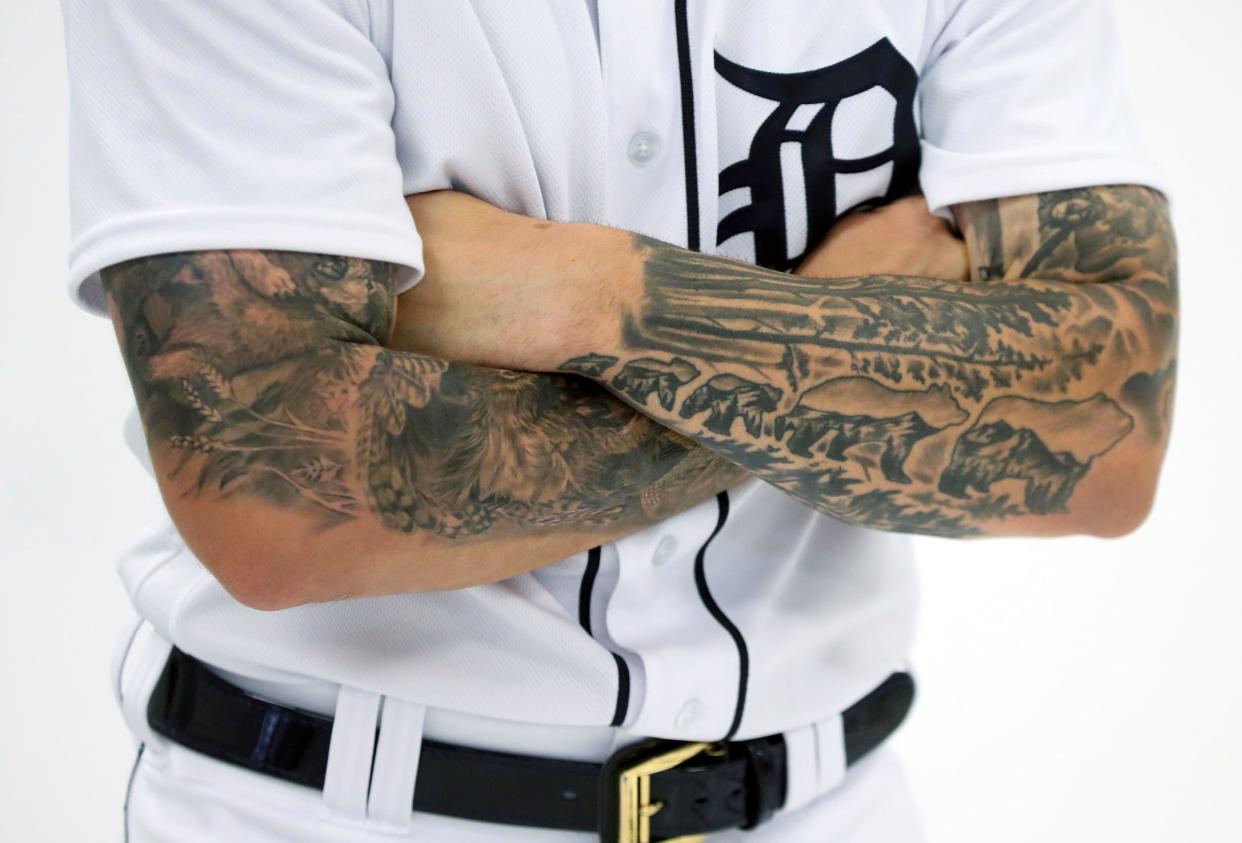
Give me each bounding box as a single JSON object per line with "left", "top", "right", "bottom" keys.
{"left": 400, "top": 185, "right": 1177, "bottom": 538}
{"left": 103, "top": 249, "right": 744, "bottom": 609}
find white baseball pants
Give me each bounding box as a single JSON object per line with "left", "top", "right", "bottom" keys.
{"left": 116, "top": 622, "right": 925, "bottom": 842}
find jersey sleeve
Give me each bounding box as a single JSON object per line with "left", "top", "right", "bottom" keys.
{"left": 918, "top": 0, "right": 1168, "bottom": 216}
{"left": 61, "top": 0, "right": 422, "bottom": 315}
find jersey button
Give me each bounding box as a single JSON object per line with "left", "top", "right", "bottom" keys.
{"left": 627, "top": 131, "right": 661, "bottom": 166}
{"left": 652, "top": 535, "right": 678, "bottom": 567}
{"left": 674, "top": 699, "right": 703, "bottom": 730}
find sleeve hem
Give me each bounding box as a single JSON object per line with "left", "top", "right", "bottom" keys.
{"left": 68, "top": 207, "right": 425, "bottom": 316}
{"left": 920, "top": 143, "right": 1172, "bottom": 219}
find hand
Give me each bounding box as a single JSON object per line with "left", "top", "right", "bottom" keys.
{"left": 796, "top": 194, "right": 970, "bottom": 282}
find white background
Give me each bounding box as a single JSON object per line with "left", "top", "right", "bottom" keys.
{"left": 1, "top": 1, "right": 1239, "bottom": 840}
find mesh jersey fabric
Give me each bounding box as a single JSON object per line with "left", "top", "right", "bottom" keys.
{"left": 62, "top": 0, "right": 1164, "bottom": 741}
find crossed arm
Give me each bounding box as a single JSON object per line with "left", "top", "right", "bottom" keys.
{"left": 395, "top": 185, "right": 1176, "bottom": 540}
{"left": 102, "top": 249, "right": 744, "bottom": 608}
{"left": 103, "top": 185, "right": 1176, "bottom": 608}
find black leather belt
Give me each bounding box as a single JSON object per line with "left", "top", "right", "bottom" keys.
{"left": 147, "top": 648, "right": 914, "bottom": 842}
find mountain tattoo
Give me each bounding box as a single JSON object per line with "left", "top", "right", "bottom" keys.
{"left": 561, "top": 185, "right": 1177, "bottom": 537}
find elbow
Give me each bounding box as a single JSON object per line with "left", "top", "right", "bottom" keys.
{"left": 193, "top": 536, "right": 312, "bottom": 612}
{"left": 212, "top": 556, "right": 307, "bottom": 612}
{"left": 165, "top": 501, "right": 322, "bottom": 611}
{"left": 1016, "top": 489, "right": 1155, "bottom": 541}
{"left": 1081, "top": 490, "right": 1156, "bottom": 539}
{"left": 167, "top": 498, "right": 461, "bottom": 608}
{"left": 1075, "top": 461, "right": 1163, "bottom": 540}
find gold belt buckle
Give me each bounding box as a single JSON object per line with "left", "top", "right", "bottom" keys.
{"left": 599, "top": 738, "right": 726, "bottom": 843}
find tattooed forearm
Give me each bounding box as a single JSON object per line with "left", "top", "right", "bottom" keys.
{"left": 959, "top": 185, "right": 1179, "bottom": 442}
{"left": 562, "top": 186, "right": 1177, "bottom": 537}
{"left": 103, "top": 250, "right": 743, "bottom": 549}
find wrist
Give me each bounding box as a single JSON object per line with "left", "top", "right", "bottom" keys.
{"left": 525, "top": 220, "right": 638, "bottom": 372}
{"left": 395, "top": 193, "right": 641, "bottom": 373}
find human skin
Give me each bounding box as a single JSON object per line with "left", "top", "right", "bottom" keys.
{"left": 395, "top": 185, "right": 1177, "bottom": 540}
{"left": 100, "top": 195, "right": 967, "bottom": 608}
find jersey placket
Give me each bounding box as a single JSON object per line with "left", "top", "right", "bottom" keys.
{"left": 595, "top": 0, "right": 689, "bottom": 244}
{"left": 591, "top": 2, "right": 743, "bottom": 741}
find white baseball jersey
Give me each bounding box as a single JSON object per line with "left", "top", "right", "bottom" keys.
{"left": 63, "top": 0, "right": 1162, "bottom": 747}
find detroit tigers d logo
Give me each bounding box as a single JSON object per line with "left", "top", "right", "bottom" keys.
{"left": 715, "top": 39, "right": 920, "bottom": 271}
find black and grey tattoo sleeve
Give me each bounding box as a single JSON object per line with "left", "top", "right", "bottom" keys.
{"left": 562, "top": 186, "right": 1177, "bottom": 537}
{"left": 103, "top": 251, "right": 743, "bottom": 541}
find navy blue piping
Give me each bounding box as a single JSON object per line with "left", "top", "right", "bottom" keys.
{"left": 694, "top": 492, "right": 749, "bottom": 740}
{"left": 675, "top": 6, "right": 750, "bottom": 740}
{"left": 578, "top": 546, "right": 631, "bottom": 727}
{"left": 123, "top": 743, "right": 145, "bottom": 842}
{"left": 674, "top": 0, "right": 701, "bottom": 251}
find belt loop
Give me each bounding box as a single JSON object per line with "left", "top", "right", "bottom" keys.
{"left": 110, "top": 611, "right": 146, "bottom": 711}
{"left": 366, "top": 697, "right": 427, "bottom": 831}
{"left": 781, "top": 723, "right": 819, "bottom": 813}
{"left": 813, "top": 713, "right": 848, "bottom": 794}
{"left": 780, "top": 712, "right": 847, "bottom": 814}
{"left": 320, "top": 685, "right": 382, "bottom": 824}
{"left": 120, "top": 622, "right": 172, "bottom": 750}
